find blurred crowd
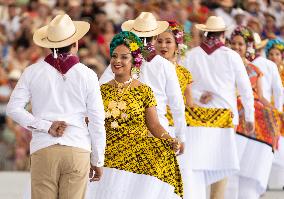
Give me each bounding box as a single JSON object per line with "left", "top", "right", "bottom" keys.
{"left": 0, "top": 0, "right": 284, "bottom": 171}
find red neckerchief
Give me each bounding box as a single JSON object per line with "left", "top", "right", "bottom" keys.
{"left": 144, "top": 43, "right": 157, "bottom": 62}
{"left": 44, "top": 53, "right": 79, "bottom": 74}
{"left": 200, "top": 36, "right": 224, "bottom": 55}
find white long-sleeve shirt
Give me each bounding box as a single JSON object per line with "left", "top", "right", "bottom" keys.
{"left": 184, "top": 46, "right": 255, "bottom": 124}
{"left": 6, "top": 60, "right": 106, "bottom": 167}
{"left": 252, "top": 56, "right": 283, "bottom": 111}
{"left": 99, "top": 55, "right": 187, "bottom": 142}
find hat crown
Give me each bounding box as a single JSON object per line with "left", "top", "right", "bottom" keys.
{"left": 47, "top": 14, "right": 76, "bottom": 43}
{"left": 132, "top": 12, "right": 158, "bottom": 32}
{"left": 205, "top": 16, "right": 226, "bottom": 30}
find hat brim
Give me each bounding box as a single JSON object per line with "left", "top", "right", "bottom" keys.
{"left": 33, "top": 21, "right": 90, "bottom": 48}
{"left": 195, "top": 24, "right": 227, "bottom": 32}
{"left": 121, "top": 20, "right": 169, "bottom": 37}
{"left": 255, "top": 39, "right": 268, "bottom": 49}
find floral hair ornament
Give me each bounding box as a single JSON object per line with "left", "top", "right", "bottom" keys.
{"left": 110, "top": 31, "right": 144, "bottom": 78}
{"left": 167, "top": 20, "right": 191, "bottom": 57}
{"left": 231, "top": 26, "right": 255, "bottom": 60}
{"left": 265, "top": 39, "right": 284, "bottom": 57}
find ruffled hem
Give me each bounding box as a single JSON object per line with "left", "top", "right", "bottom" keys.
{"left": 85, "top": 167, "right": 181, "bottom": 199}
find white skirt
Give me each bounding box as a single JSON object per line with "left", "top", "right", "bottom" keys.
{"left": 235, "top": 134, "right": 274, "bottom": 194}
{"left": 273, "top": 136, "right": 284, "bottom": 168}
{"left": 169, "top": 126, "right": 207, "bottom": 199}
{"left": 185, "top": 127, "right": 239, "bottom": 185}
{"left": 85, "top": 167, "right": 181, "bottom": 199}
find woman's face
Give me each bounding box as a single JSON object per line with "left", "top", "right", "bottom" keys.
{"left": 268, "top": 47, "right": 283, "bottom": 65}
{"left": 110, "top": 45, "right": 132, "bottom": 77}
{"left": 231, "top": 35, "right": 247, "bottom": 58}
{"left": 155, "top": 31, "right": 177, "bottom": 61}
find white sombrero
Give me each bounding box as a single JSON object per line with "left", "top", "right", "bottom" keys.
{"left": 121, "top": 12, "right": 169, "bottom": 37}
{"left": 195, "top": 16, "right": 228, "bottom": 32}
{"left": 33, "top": 14, "right": 90, "bottom": 48}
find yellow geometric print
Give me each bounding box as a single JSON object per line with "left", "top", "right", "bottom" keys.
{"left": 166, "top": 64, "right": 193, "bottom": 126}
{"left": 101, "top": 83, "right": 183, "bottom": 197}
{"left": 186, "top": 107, "right": 234, "bottom": 128}
{"left": 166, "top": 64, "right": 233, "bottom": 128}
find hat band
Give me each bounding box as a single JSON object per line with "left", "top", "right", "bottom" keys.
{"left": 46, "top": 29, "right": 77, "bottom": 43}
{"left": 131, "top": 26, "right": 159, "bottom": 33}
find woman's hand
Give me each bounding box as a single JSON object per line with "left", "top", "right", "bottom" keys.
{"left": 170, "top": 139, "right": 185, "bottom": 155}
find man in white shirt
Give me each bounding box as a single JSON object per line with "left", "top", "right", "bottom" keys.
{"left": 6, "top": 14, "right": 106, "bottom": 199}
{"left": 99, "top": 12, "right": 187, "bottom": 148}
{"left": 184, "top": 16, "right": 255, "bottom": 199}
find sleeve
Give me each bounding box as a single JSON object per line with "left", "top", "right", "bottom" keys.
{"left": 99, "top": 64, "right": 114, "bottom": 85}
{"left": 184, "top": 51, "right": 203, "bottom": 101}
{"left": 232, "top": 54, "right": 255, "bottom": 122}
{"left": 271, "top": 62, "right": 284, "bottom": 111}
{"left": 86, "top": 71, "right": 106, "bottom": 167}
{"left": 143, "top": 85, "right": 157, "bottom": 108}
{"left": 164, "top": 61, "right": 187, "bottom": 142}
{"left": 6, "top": 68, "right": 52, "bottom": 133}
{"left": 184, "top": 67, "right": 193, "bottom": 84}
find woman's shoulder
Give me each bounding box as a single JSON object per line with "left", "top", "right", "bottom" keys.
{"left": 131, "top": 80, "right": 153, "bottom": 93}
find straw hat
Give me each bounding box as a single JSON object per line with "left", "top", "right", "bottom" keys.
{"left": 8, "top": 69, "right": 22, "bottom": 80}
{"left": 121, "top": 12, "right": 169, "bottom": 37}
{"left": 195, "top": 16, "right": 227, "bottom": 32}
{"left": 253, "top": 32, "right": 268, "bottom": 49}
{"left": 33, "top": 14, "right": 90, "bottom": 48}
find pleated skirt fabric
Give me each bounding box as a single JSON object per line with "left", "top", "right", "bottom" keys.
{"left": 274, "top": 136, "right": 284, "bottom": 168}
{"left": 235, "top": 134, "right": 274, "bottom": 194}
{"left": 85, "top": 167, "right": 181, "bottom": 199}
{"left": 183, "top": 127, "right": 239, "bottom": 185}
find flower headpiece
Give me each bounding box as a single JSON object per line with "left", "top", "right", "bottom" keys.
{"left": 167, "top": 20, "right": 191, "bottom": 56}
{"left": 110, "top": 31, "right": 144, "bottom": 71}
{"left": 265, "top": 39, "right": 284, "bottom": 57}
{"left": 231, "top": 26, "right": 255, "bottom": 60}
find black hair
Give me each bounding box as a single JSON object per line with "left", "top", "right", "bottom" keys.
{"left": 50, "top": 43, "right": 76, "bottom": 54}
{"left": 206, "top": 31, "right": 225, "bottom": 38}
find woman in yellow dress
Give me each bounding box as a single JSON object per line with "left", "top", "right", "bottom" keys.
{"left": 86, "top": 31, "right": 183, "bottom": 199}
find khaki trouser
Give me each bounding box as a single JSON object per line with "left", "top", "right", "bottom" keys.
{"left": 31, "top": 144, "right": 90, "bottom": 199}
{"left": 210, "top": 178, "right": 228, "bottom": 199}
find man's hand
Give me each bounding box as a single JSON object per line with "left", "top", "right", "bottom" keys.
{"left": 200, "top": 91, "right": 213, "bottom": 104}
{"left": 48, "top": 121, "right": 67, "bottom": 137}
{"left": 89, "top": 165, "right": 103, "bottom": 182}
{"left": 245, "top": 121, "right": 255, "bottom": 133}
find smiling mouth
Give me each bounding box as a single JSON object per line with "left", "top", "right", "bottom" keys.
{"left": 160, "top": 50, "right": 168, "bottom": 54}
{"left": 113, "top": 65, "right": 123, "bottom": 69}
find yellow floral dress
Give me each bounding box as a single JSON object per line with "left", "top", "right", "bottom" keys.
{"left": 166, "top": 64, "right": 192, "bottom": 126}
{"left": 166, "top": 64, "right": 234, "bottom": 128}
{"left": 101, "top": 83, "right": 183, "bottom": 197}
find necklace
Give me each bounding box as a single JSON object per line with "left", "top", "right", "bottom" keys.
{"left": 114, "top": 77, "right": 133, "bottom": 93}
{"left": 106, "top": 78, "right": 133, "bottom": 129}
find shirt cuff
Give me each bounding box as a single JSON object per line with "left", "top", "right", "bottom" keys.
{"left": 245, "top": 109, "right": 255, "bottom": 123}
{"left": 28, "top": 119, "right": 52, "bottom": 133}
{"left": 91, "top": 154, "right": 104, "bottom": 167}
